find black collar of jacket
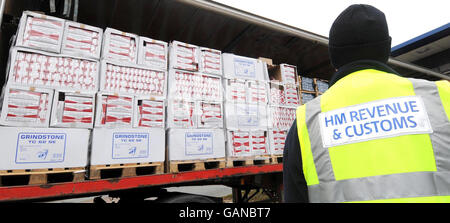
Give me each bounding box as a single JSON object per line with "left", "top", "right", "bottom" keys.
{"left": 329, "top": 60, "right": 401, "bottom": 87}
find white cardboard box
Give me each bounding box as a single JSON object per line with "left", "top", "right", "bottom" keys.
{"left": 90, "top": 128, "right": 165, "bottom": 165}
{"left": 101, "top": 28, "right": 138, "bottom": 64}
{"left": 50, "top": 90, "right": 95, "bottom": 128}
{"left": 167, "top": 128, "right": 225, "bottom": 161}
{"left": 133, "top": 97, "right": 165, "bottom": 128}
{"left": 94, "top": 92, "right": 135, "bottom": 128}
{"left": 15, "top": 11, "right": 65, "bottom": 53}
{"left": 226, "top": 130, "right": 270, "bottom": 158}
{"left": 0, "top": 127, "right": 90, "bottom": 170}
{"left": 7, "top": 47, "right": 100, "bottom": 93}
{"left": 224, "top": 102, "right": 268, "bottom": 130}
{"left": 222, "top": 53, "right": 268, "bottom": 81}
{"left": 269, "top": 129, "right": 287, "bottom": 156}
{"left": 0, "top": 84, "right": 54, "bottom": 127}
{"left": 226, "top": 130, "right": 252, "bottom": 158}
{"left": 280, "top": 64, "right": 298, "bottom": 84}
{"left": 268, "top": 105, "right": 296, "bottom": 130}
{"left": 199, "top": 47, "right": 222, "bottom": 76}
{"left": 137, "top": 37, "right": 168, "bottom": 71}
{"left": 168, "top": 40, "right": 200, "bottom": 72}
{"left": 247, "top": 80, "right": 268, "bottom": 105}
{"left": 166, "top": 99, "right": 197, "bottom": 129}
{"left": 99, "top": 59, "right": 167, "bottom": 99}
{"left": 61, "top": 21, "right": 103, "bottom": 59}
{"left": 197, "top": 101, "right": 224, "bottom": 128}
{"left": 223, "top": 78, "right": 247, "bottom": 103}
{"left": 168, "top": 69, "right": 223, "bottom": 102}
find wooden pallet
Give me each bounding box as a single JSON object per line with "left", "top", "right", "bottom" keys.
{"left": 271, "top": 155, "right": 283, "bottom": 164}
{"left": 226, "top": 156, "right": 272, "bottom": 168}
{"left": 169, "top": 158, "right": 226, "bottom": 173}
{"left": 89, "top": 162, "right": 164, "bottom": 180}
{"left": 0, "top": 167, "right": 86, "bottom": 186}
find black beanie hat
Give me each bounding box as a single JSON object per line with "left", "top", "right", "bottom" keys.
{"left": 328, "top": 4, "right": 392, "bottom": 69}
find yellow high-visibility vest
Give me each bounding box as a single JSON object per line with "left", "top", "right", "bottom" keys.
{"left": 296, "top": 69, "right": 450, "bottom": 203}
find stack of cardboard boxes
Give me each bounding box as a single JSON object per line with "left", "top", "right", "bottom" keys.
{"left": 0, "top": 11, "right": 331, "bottom": 183}
{"left": 90, "top": 28, "right": 167, "bottom": 170}
{"left": 222, "top": 53, "right": 271, "bottom": 162}
{"left": 267, "top": 62, "right": 300, "bottom": 157}
{"left": 0, "top": 12, "right": 96, "bottom": 172}
{"left": 166, "top": 41, "right": 226, "bottom": 166}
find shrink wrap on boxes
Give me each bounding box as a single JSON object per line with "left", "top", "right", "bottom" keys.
{"left": 268, "top": 106, "right": 296, "bottom": 130}
{"left": 0, "top": 85, "right": 53, "bottom": 127}
{"left": 223, "top": 78, "right": 247, "bottom": 103}
{"left": 300, "top": 92, "right": 316, "bottom": 105}
{"left": 300, "top": 76, "right": 315, "bottom": 92}
{"left": 315, "top": 79, "right": 329, "bottom": 93}
{"left": 247, "top": 80, "right": 268, "bottom": 104}
{"left": 166, "top": 99, "right": 196, "bottom": 129}
{"left": 224, "top": 103, "right": 268, "bottom": 130}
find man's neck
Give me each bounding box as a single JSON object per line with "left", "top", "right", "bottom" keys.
{"left": 329, "top": 60, "right": 400, "bottom": 87}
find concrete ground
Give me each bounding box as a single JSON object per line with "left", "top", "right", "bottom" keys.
{"left": 45, "top": 185, "right": 233, "bottom": 203}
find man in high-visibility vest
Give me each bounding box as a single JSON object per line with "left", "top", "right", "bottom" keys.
{"left": 283, "top": 4, "right": 450, "bottom": 203}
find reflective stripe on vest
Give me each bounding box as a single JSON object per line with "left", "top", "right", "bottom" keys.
{"left": 296, "top": 69, "right": 450, "bottom": 203}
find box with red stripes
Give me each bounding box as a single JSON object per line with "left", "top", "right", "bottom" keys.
{"left": 226, "top": 130, "right": 270, "bottom": 158}
{"left": 133, "top": 97, "right": 165, "bottom": 129}
{"left": 247, "top": 80, "right": 268, "bottom": 104}
{"left": 7, "top": 47, "right": 100, "bottom": 93}
{"left": 137, "top": 37, "right": 168, "bottom": 71}
{"left": 199, "top": 47, "right": 222, "bottom": 76}
{"left": 50, "top": 90, "right": 95, "bottom": 128}
{"left": 95, "top": 92, "right": 135, "bottom": 128}
{"left": 61, "top": 21, "right": 103, "bottom": 60}
{"left": 268, "top": 105, "right": 296, "bottom": 130}
{"left": 99, "top": 60, "right": 167, "bottom": 99}
{"left": 269, "top": 129, "right": 287, "bottom": 156}
{"left": 169, "top": 41, "right": 200, "bottom": 72}
{"left": 197, "top": 101, "right": 223, "bottom": 128}
{"left": 0, "top": 85, "right": 53, "bottom": 127}
{"left": 226, "top": 130, "right": 252, "bottom": 158}
{"left": 15, "top": 11, "right": 65, "bottom": 53}
{"left": 223, "top": 78, "right": 247, "bottom": 103}
{"left": 166, "top": 99, "right": 196, "bottom": 129}
{"left": 167, "top": 69, "right": 222, "bottom": 102}
{"left": 101, "top": 28, "right": 138, "bottom": 64}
